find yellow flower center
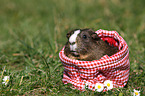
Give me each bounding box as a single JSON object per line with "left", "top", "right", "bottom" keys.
{"left": 98, "top": 85, "right": 101, "bottom": 89}
{"left": 6, "top": 79, "right": 9, "bottom": 83}
{"left": 135, "top": 92, "right": 138, "bottom": 95}
{"left": 107, "top": 83, "right": 110, "bottom": 87}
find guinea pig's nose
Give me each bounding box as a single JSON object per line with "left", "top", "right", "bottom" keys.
{"left": 70, "top": 43, "right": 77, "bottom": 51}
{"left": 70, "top": 42, "right": 75, "bottom": 45}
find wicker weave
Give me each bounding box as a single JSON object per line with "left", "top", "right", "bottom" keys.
{"left": 59, "top": 29, "right": 130, "bottom": 91}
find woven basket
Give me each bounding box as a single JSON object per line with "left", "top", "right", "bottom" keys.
{"left": 59, "top": 29, "right": 130, "bottom": 91}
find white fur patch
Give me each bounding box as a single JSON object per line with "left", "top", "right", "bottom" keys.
{"left": 70, "top": 44, "right": 77, "bottom": 51}
{"left": 69, "top": 30, "right": 80, "bottom": 51}
{"left": 69, "top": 30, "right": 80, "bottom": 44}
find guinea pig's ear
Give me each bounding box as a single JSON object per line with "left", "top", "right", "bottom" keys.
{"left": 66, "top": 32, "right": 71, "bottom": 39}
{"left": 66, "top": 30, "right": 73, "bottom": 39}
{"left": 91, "top": 33, "right": 100, "bottom": 40}
{"left": 66, "top": 29, "right": 79, "bottom": 39}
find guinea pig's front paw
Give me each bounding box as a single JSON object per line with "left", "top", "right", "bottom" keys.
{"left": 78, "top": 54, "right": 93, "bottom": 61}
{"left": 67, "top": 54, "right": 79, "bottom": 60}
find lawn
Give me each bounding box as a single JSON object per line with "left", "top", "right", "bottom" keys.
{"left": 0, "top": 0, "right": 144, "bottom": 95}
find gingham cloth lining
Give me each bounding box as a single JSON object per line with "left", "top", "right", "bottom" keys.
{"left": 59, "top": 29, "right": 130, "bottom": 91}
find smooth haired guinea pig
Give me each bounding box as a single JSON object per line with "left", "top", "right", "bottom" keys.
{"left": 64, "top": 29, "right": 118, "bottom": 61}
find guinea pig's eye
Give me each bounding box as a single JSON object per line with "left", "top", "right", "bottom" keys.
{"left": 83, "top": 35, "right": 87, "bottom": 39}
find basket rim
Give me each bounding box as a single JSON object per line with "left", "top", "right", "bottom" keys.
{"left": 59, "top": 29, "right": 129, "bottom": 66}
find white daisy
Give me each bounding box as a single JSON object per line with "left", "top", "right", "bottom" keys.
{"left": 82, "top": 81, "right": 91, "bottom": 89}
{"left": 95, "top": 83, "right": 104, "bottom": 92}
{"left": 104, "top": 80, "right": 113, "bottom": 90}
{"left": 132, "top": 89, "right": 140, "bottom": 96}
{"left": 2, "top": 76, "right": 10, "bottom": 85}
{"left": 85, "top": 81, "right": 91, "bottom": 87}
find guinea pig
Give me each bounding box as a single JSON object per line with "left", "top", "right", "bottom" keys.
{"left": 64, "top": 29, "right": 118, "bottom": 61}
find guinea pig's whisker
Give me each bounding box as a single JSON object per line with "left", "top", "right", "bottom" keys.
{"left": 70, "top": 51, "right": 76, "bottom": 52}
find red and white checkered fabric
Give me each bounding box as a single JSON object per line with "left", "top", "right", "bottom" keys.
{"left": 59, "top": 29, "right": 130, "bottom": 91}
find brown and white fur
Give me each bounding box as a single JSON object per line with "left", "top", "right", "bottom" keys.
{"left": 64, "top": 29, "right": 118, "bottom": 61}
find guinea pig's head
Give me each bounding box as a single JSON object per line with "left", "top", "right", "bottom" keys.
{"left": 66, "top": 28, "right": 100, "bottom": 56}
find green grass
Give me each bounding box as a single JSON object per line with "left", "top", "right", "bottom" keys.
{"left": 0, "top": 0, "right": 145, "bottom": 95}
